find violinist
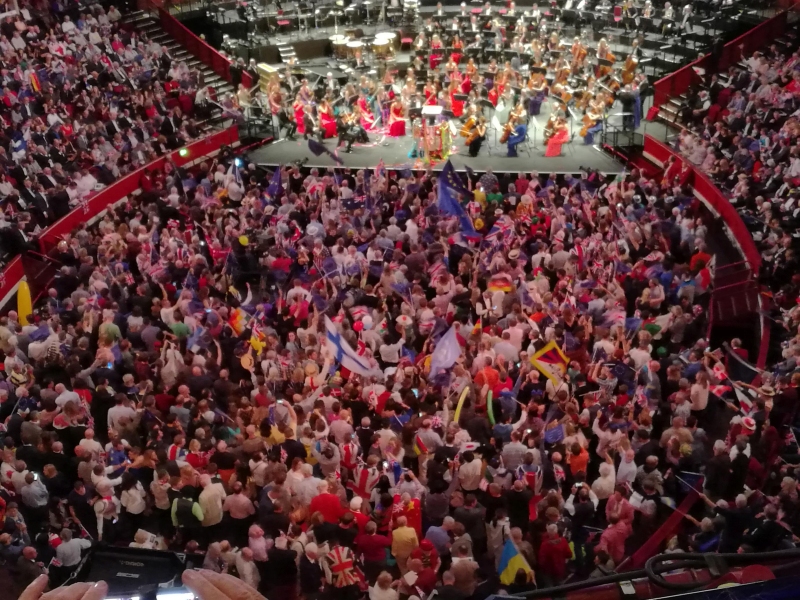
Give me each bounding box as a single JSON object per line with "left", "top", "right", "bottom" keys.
{"left": 336, "top": 110, "right": 357, "bottom": 153}
{"left": 467, "top": 116, "right": 487, "bottom": 157}
{"left": 530, "top": 39, "right": 544, "bottom": 66}
{"left": 547, "top": 31, "right": 560, "bottom": 54}
{"left": 662, "top": 2, "right": 675, "bottom": 36}
{"left": 430, "top": 34, "right": 444, "bottom": 70}
{"left": 302, "top": 105, "right": 325, "bottom": 143}
{"left": 452, "top": 34, "right": 464, "bottom": 64}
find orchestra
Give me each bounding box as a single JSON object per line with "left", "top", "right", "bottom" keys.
{"left": 259, "top": 0, "right": 657, "bottom": 158}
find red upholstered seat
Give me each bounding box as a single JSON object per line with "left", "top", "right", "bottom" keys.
{"left": 277, "top": 19, "right": 290, "bottom": 25}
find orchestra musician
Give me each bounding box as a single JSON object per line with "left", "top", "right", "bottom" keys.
{"left": 570, "top": 37, "right": 588, "bottom": 72}
{"left": 680, "top": 3, "right": 693, "bottom": 35}
{"left": 506, "top": 116, "right": 527, "bottom": 157}
{"left": 336, "top": 111, "right": 357, "bottom": 153}
{"left": 467, "top": 116, "right": 487, "bottom": 157}
{"left": 663, "top": 2, "right": 675, "bottom": 36}
{"left": 388, "top": 98, "right": 406, "bottom": 137}
{"left": 641, "top": 0, "right": 654, "bottom": 33}
{"left": 302, "top": 105, "right": 325, "bottom": 143}
{"left": 595, "top": 38, "right": 616, "bottom": 79}
{"left": 579, "top": 94, "right": 605, "bottom": 142}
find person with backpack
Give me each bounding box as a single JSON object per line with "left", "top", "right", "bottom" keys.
{"left": 171, "top": 488, "right": 205, "bottom": 545}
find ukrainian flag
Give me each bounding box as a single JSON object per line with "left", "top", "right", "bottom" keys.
{"left": 497, "top": 539, "right": 533, "bottom": 585}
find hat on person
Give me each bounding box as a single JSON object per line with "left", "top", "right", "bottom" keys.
{"left": 509, "top": 249, "right": 520, "bottom": 259}
{"left": 758, "top": 385, "right": 776, "bottom": 397}
{"left": 419, "top": 539, "right": 434, "bottom": 551}
{"left": 741, "top": 417, "right": 757, "bottom": 434}
{"left": 397, "top": 315, "right": 412, "bottom": 327}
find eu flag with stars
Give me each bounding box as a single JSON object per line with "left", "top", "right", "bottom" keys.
{"left": 266, "top": 165, "right": 282, "bottom": 198}
{"left": 437, "top": 161, "right": 478, "bottom": 238}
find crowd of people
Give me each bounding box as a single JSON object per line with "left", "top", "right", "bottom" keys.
{"left": 0, "top": 0, "right": 226, "bottom": 260}
{"left": 0, "top": 4, "right": 800, "bottom": 600}
{"left": 674, "top": 27, "right": 800, "bottom": 295}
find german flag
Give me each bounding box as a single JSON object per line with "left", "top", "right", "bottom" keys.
{"left": 488, "top": 273, "right": 513, "bottom": 293}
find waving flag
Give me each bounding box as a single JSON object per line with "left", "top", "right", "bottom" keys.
{"left": 498, "top": 539, "right": 533, "bottom": 585}
{"left": 437, "top": 161, "right": 478, "bottom": 237}
{"left": 488, "top": 273, "right": 513, "bottom": 293}
{"left": 227, "top": 161, "right": 242, "bottom": 186}
{"left": 266, "top": 165, "right": 282, "bottom": 198}
{"left": 325, "top": 316, "right": 379, "bottom": 378}
{"left": 471, "top": 318, "right": 482, "bottom": 336}
{"left": 228, "top": 307, "right": 248, "bottom": 335}
{"left": 308, "top": 138, "right": 344, "bottom": 165}
{"left": 643, "top": 313, "right": 672, "bottom": 339}
{"left": 530, "top": 340, "right": 569, "bottom": 384}
{"left": 428, "top": 325, "right": 462, "bottom": 378}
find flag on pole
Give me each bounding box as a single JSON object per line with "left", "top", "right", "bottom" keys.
{"left": 325, "top": 316, "right": 379, "bottom": 378}
{"left": 266, "top": 165, "right": 282, "bottom": 198}
{"left": 437, "top": 161, "right": 478, "bottom": 237}
{"left": 428, "top": 325, "right": 462, "bottom": 378}
{"left": 530, "top": 340, "right": 569, "bottom": 383}
{"left": 471, "top": 318, "right": 482, "bottom": 336}
{"left": 498, "top": 539, "right": 533, "bottom": 585}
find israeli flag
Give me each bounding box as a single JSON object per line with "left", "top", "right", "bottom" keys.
{"left": 325, "top": 316, "right": 379, "bottom": 378}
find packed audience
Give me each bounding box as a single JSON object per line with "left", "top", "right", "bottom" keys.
{"left": 673, "top": 28, "right": 800, "bottom": 296}
{"left": 0, "top": 0, "right": 224, "bottom": 260}
{"left": 0, "top": 5, "right": 799, "bottom": 600}
{"left": 1, "top": 133, "right": 797, "bottom": 600}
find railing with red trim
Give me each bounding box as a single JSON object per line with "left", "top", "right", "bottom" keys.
{"left": 642, "top": 134, "right": 761, "bottom": 272}
{"left": 652, "top": 8, "right": 792, "bottom": 110}
{"left": 0, "top": 125, "right": 239, "bottom": 309}
{"left": 145, "top": 1, "right": 253, "bottom": 88}
{"left": 37, "top": 126, "right": 240, "bottom": 254}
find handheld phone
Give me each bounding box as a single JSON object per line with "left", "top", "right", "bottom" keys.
{"left": 412, "top": 389, "right": 419, "bottom": 398}
{"left": 107, "top": 362, "right": 113, "bottom": 369}
{"left": 383, "top": 461, "right": 389, "bottom": 469}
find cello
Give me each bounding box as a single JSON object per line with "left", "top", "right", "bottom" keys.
{"left": 500, "top": 113, "right": 518, "bottom": 143}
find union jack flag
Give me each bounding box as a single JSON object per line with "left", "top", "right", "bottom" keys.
{"left": 428, "top": 261, "right": 446, "bottom": 281}
{"left": 325, "top": 544, "right": 361, "bottom": 588}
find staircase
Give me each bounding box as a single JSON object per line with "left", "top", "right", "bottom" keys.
{"left": 277, "top": 43, "right": 297, "bottom": 64}
{"left": 121, "top": 10, "right": 236, "bottom": 127}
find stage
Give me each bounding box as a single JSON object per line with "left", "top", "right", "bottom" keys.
{"left": 244, "top": 111, "right": 646, "bottom": 173}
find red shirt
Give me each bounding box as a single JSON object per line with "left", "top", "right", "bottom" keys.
{"left": 309, "top": 492, "right": 344, "bottom": 523}
{"left": 354, "top": 532, "right": 391, "bottom": 562}
{"left": 538, "top": 535, "right": 572, "bottom": 581}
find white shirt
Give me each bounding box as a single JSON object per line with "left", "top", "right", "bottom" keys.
{"left": 56, "top": 538, "right": 92, "bottom": 566}
{"left": 120, "top": 482, "right": 147, "bottom": 514}
{"left": 107, "top": 405, "right": 137, "bottom": 430}
{"left": 56, "top": 389, "right": 80, "bottom": 407}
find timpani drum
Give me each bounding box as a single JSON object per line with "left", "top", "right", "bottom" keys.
{"left": 376, "top": 31, "right": 398, "bottom": 50}
{"left": 372, "top": 39, "right": 391, "bottom": 59}
{"left": 346, "top": 40, "right": 364, "bottom": 58}
{"left": 331, "top": 35, "right": 348, "bottom": 59}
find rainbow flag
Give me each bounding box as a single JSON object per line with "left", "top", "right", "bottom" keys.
{"left": 530, "top": 340, "right": 569, "bottom": 383}
{"left": 487, "top": 273, "right": 513, "bottom": 293}
{"left": 228, "top": 308, "right": 247, "bottom": 335}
